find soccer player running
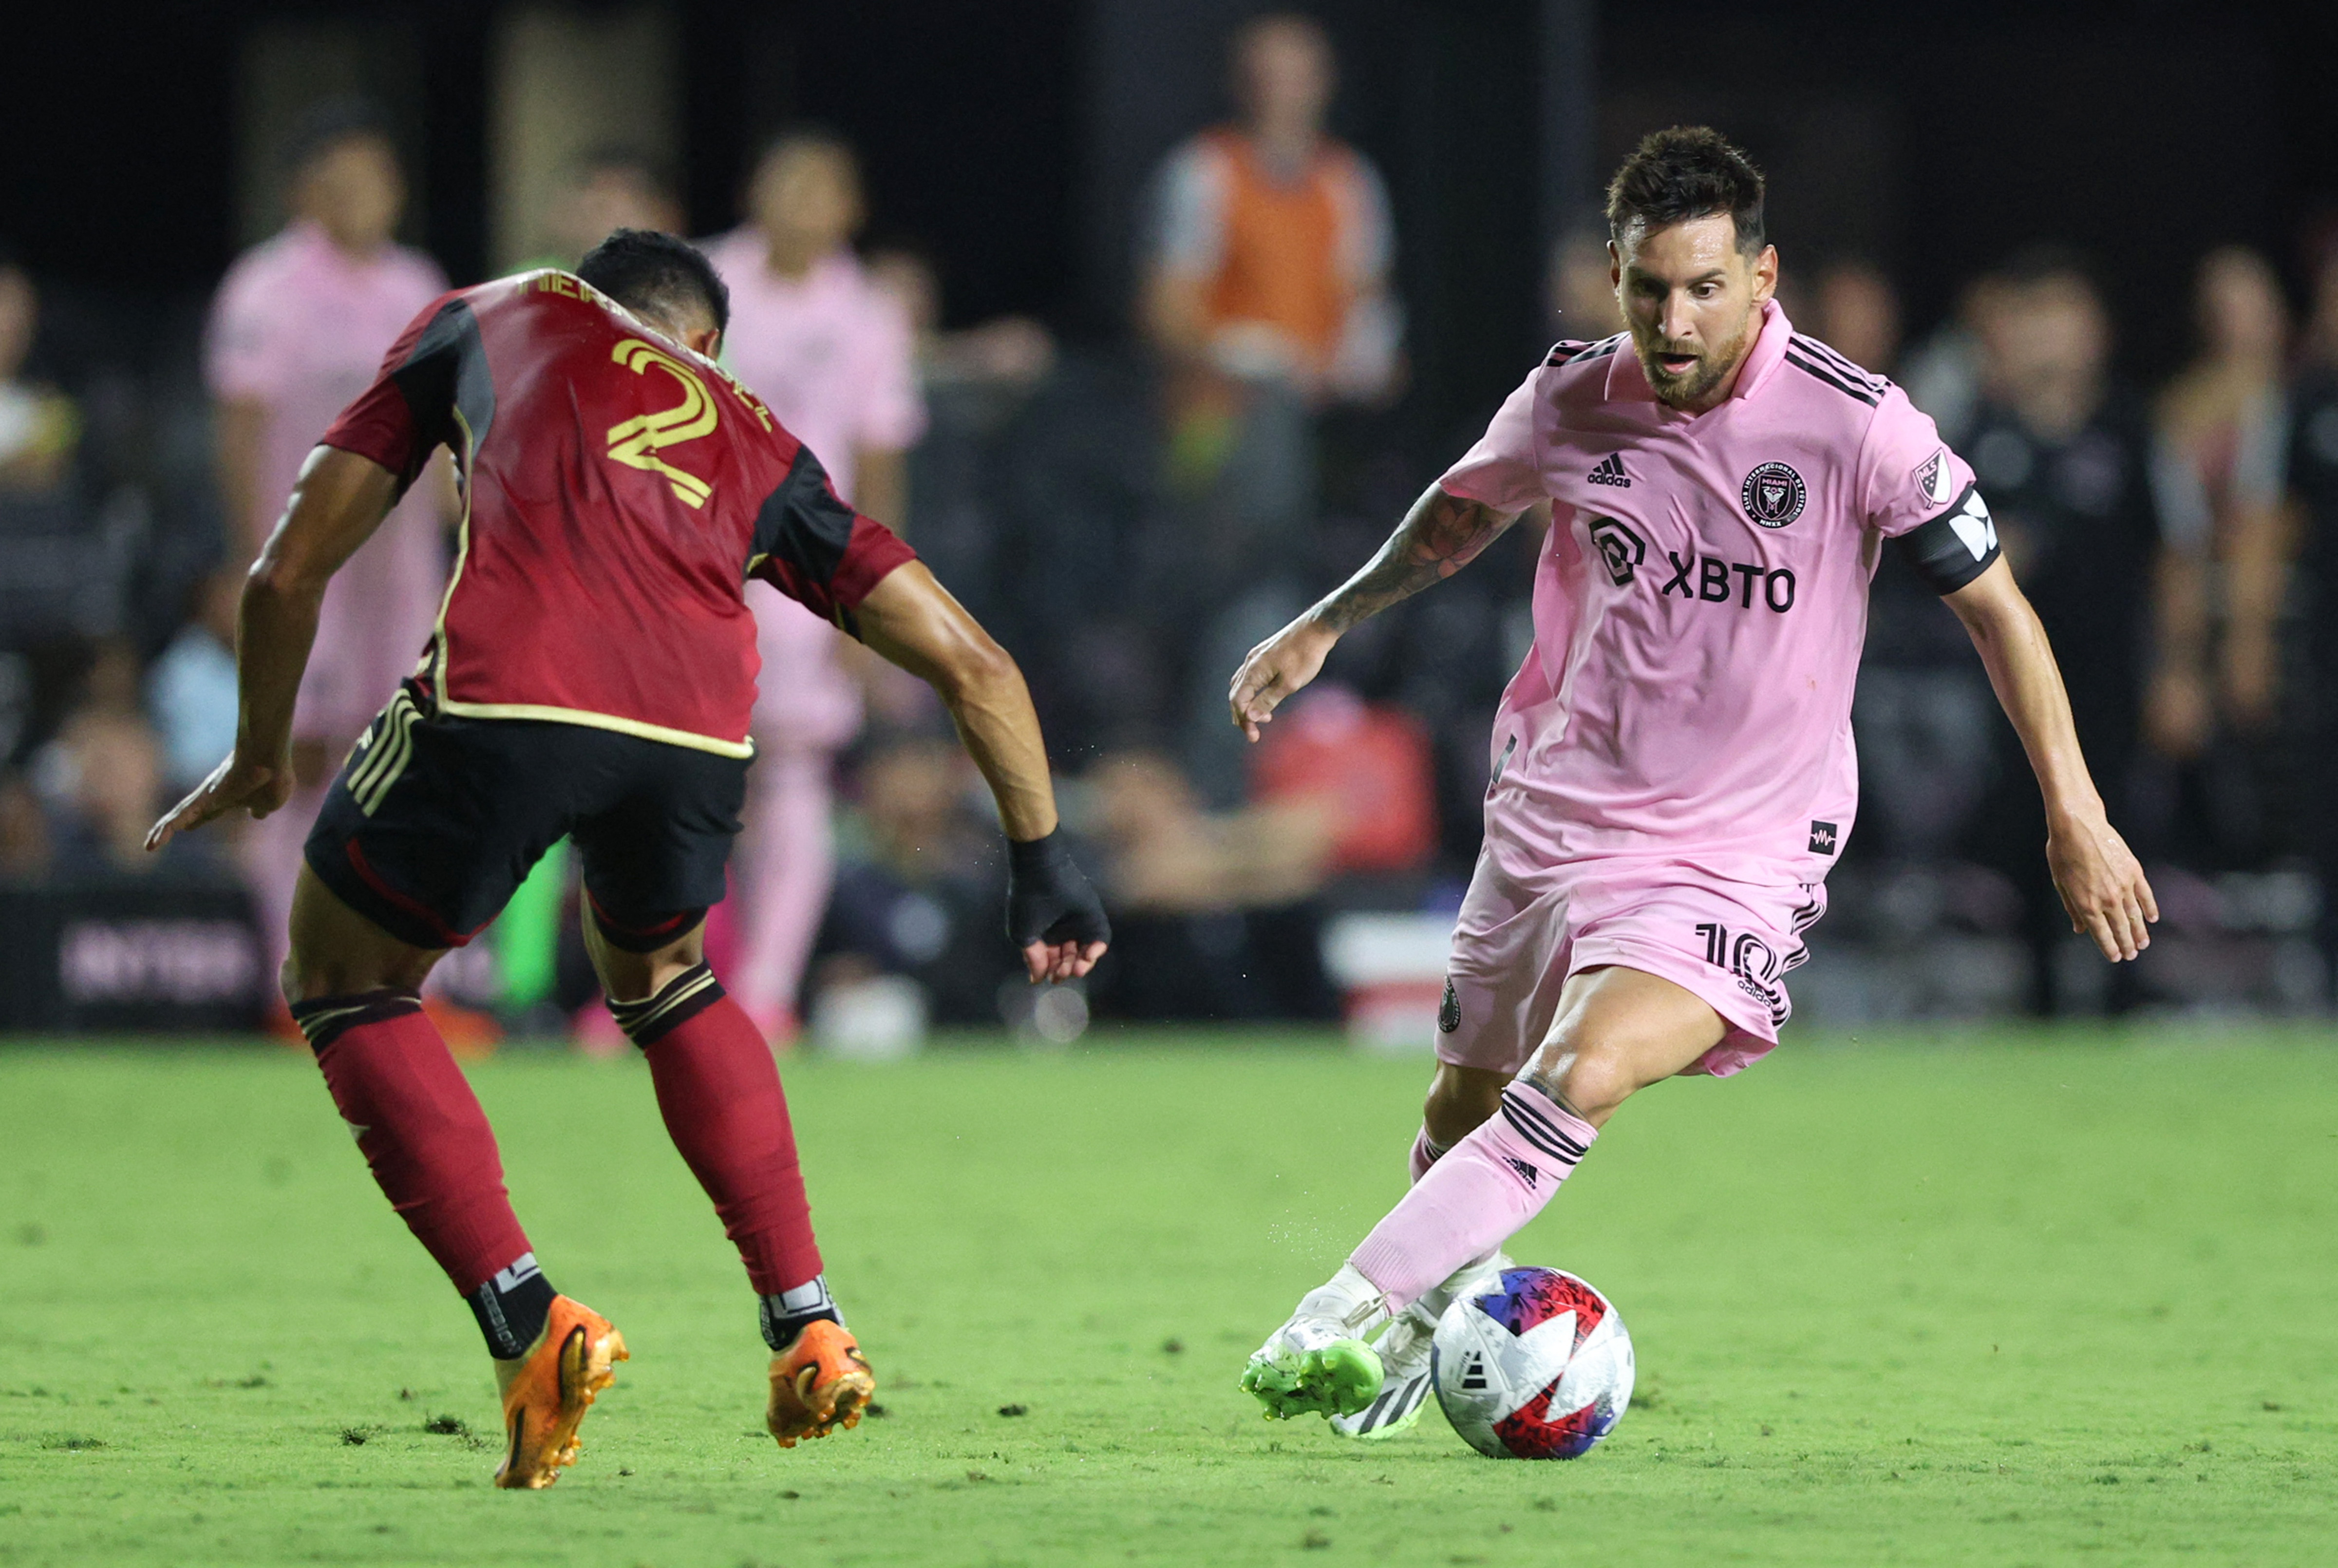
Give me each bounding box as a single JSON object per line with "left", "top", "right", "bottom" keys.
{"left": 146, "top": 231, "right": 1110, "bottom": 1487}
{"left": 1229, "top": 129, "right": 2158, "bottom": 1438}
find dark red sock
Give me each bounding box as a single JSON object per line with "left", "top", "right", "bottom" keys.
{"left": 610, "top": 967, "right": 821, "bottom": 1294}
{"left": 291, "top": 990, "right": 532, "bottom": 1295}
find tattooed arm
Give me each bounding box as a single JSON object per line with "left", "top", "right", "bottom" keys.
{"left": 1228, "top": 484, "right": 1521, "bottom": 741}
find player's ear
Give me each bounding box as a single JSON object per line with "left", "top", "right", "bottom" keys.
{"left": 1751, "top": 245, "right": 1779, "bottom": 306}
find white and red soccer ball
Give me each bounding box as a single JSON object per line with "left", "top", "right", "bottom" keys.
{"left": 1430, "top": 1266, "right": 1634, "bottom": 1459}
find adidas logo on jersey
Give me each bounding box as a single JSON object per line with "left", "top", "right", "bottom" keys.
{"left": 1586, "top": 453, "right": 1631, "bottom": 487}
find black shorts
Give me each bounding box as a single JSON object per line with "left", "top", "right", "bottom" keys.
{"left": 304, "top": 682, "right": 748, "bottom": 951}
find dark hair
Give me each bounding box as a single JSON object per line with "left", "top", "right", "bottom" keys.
{"left": 283, "top": 97, "right": 396, "bottom": 178}
{"left": 752, "top": 124, "right": 858, "bottom": 179}
{"left": 576, "top": 228, "right": 730, "bottom": 336}
{"left": 1605, "top": 126, "right": 1766, "bottom": 255}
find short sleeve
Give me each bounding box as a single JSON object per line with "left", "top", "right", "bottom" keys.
{"left": 318, "top": 292, "right": 470, "bottom": 495}
{"left": 749, "top": 441, "right": 918, "bottom": 627}
{"left": 1860, "top": 384, "right": 1977, "bottom": 539}
{"left": 1149, "top": 138, "right": 1228, "bottom": 278}
{"left": 1437, "top": 368, "right": 1549, "bottom": 514}
{"left": 852, "top": 288, "right": 927, "bottom": 454}
{"left": 1864, "top": 384, "right": 2002, "bottom": 593}
{"left": 204, "top": 253, "right": 286, "bottom": 403}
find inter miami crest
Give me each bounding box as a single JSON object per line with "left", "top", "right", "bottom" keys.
{"left": 1740, "top": 461, "right": 1808, "bottom": 528}
{"left": 1439, "top": 978, "right": 1461, "bottom": 1034}
{"left": 1587, "top": 515, "right": 1645, "bottom": 585}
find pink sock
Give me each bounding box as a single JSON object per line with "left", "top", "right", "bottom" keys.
{"left": 1408, "top": 1126, "right": 1449, "bottom": 1184}
{"left": 1350, "top": 1084, "right": 1596, "bottom": 1311}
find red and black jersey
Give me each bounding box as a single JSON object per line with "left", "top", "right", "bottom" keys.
{"left": 320, "top": 269, "right": 915, "bottom": 757}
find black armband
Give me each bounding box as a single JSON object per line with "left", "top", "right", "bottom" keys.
{"left": 1892, "top": 482, "right": 2001, "bottom": 594}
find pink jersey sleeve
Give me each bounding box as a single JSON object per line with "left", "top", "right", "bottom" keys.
{"left": 204, "top": 250, "right": 287, "bottom": 403}
{"left": 1858, "top": 384, "right": 1977, "bottom": 538}
{"left": 1438, "top": 367, "right": 1548, "bottom": 513}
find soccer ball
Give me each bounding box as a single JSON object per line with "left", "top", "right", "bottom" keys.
{"left": 1430, "top": 1266, "right": 1634, "bottom": 1459}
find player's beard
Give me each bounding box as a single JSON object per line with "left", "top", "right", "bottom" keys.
{"left": 1635, "top": 311, "right": 1753, "bottom": 410}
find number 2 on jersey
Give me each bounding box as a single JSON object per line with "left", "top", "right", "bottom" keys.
{"left": 606, "top": 340, "right": 719, "bottom": 508}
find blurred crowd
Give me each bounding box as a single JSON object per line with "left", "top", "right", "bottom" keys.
{"left": 4, "top": 13, "right": 2335, "bottom": 1031}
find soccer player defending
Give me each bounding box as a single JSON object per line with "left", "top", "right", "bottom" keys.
{"left": 1229, "top": 129, "right": 2157, "bottom": 1438}
{"left": 147, "top": 231, "right": 1110, "bottom": 1486}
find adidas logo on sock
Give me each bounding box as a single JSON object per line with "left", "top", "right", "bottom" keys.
{"left": 1586, "top": 453, "right": 1631, "bottom": 487}
{"left": 1502, "top": 1156, "right": 1540, "bottom": 1189}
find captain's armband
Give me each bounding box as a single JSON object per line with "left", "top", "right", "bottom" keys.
{"left": 1892, "top": 483, "right": 2000, "bottom": 595}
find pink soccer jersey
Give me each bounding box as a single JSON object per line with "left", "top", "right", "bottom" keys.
{"left": 1441, "top": 301, "right": 1985, "bottom": 891}
{"left": 206, "top": 221, "right": 450, "bottom": 741}
{"left": 702, "top": 233, "right": 925, "bottom": 749}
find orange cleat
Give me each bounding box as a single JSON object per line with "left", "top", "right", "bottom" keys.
{"left": 766, "top": 1319, "right": 875, "bottom": 1448}
{"left": 492, "top": 1295, "right": 628, "bottom": 1489}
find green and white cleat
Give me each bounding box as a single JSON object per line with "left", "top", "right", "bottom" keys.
{"left": 1328, "top": 1251, "right": 1511, "bottom": 1440}
{"left": 1329, "top": 1310, "right": 1432, "bottom": 1438}
{"left": 1241, "top": 1266, "right": 1393, "bottom": 1422}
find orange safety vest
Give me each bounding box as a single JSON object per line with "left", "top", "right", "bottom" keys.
{"left": 1197, "top": 128, "right": 1357, "bottom": 372}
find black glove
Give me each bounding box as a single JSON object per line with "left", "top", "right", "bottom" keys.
{"left": 1005, "top": 829, "right": 1112, "bottom": 953}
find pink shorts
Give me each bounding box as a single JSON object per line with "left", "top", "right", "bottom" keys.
{"left": 1438, "top": 849, "right": 1825, "bottom": 1079}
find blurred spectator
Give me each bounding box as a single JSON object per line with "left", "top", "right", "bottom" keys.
{"left": 1961, "top": 249, "right": 2170, "bottom": 1011}
{"left": 815, "top": 735, "right": 1012, "bottom": 1025}
{"left": 146, "top": 568, "right": 241, "bottom": 794}
{"left": 703, "top": 129, "right": 926, "bottom": 1041}
{"left": 1545, "top": 223, "right": 1621, "bottom": 341}
{"left": 2285, "top": 243, "right": 2338, "bottom": 979}
{"left": 0, "top": 769, "right": 48, "bottom": 883}
{"left": 1143, "top": 15, "right": 1400, "bottom": 410}
{"left": 1080, "top": 747, "right": 1338, "bottom": 1021}
{"left": 1142, "top": 16, "right": 1402, "bottom": 806}
{"left": 537, "top": 147, "right": 682, "bottom": 267}
{"left": 29, "top": 641, "right": 166, "bottom": 877}
{"left": 0, "top": 257, "right": 79, "bottom": 496}
{"left": 1811, "top": 257, "right": 1902, "bottom": 377}
{"left": 1900, "top": 271, "right": 2010, "bottom": 448}
{"left": 1141, "top": 14, "right": 1397, "bottom": 555}
{"left": 205, "top": 99, "right": 453, "bottom": 986}
{"left": 0, "top": 250, "right": 117, "bottom": 645}
{"left": 1247, "top": 684, "right": 1435, "bottom": 875}
{"left": 2151, "top": 247, "right": 2291, "bottom": 756}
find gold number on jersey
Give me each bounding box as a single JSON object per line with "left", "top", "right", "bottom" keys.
{"left": 606, "top": 340, "right": 720, "bottom": 508}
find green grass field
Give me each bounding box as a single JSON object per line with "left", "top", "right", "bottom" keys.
{"left": 2, "top": 1029, "right": 2334, "bottom": 1567}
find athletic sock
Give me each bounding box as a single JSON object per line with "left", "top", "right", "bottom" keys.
{"left": 1347, "top": 1081, "right": 1596, "bottom": 1313}
{"left": 758, "top": 1274, "right": 843, "bottom": 1351}
{"left": 1408, "top": 1127, "right": 1450, "bottom": 1184}
{"left": 467, "top": 1252, "right": 558, "bottom": 1360}
{"left": 289, "top": 990, "right": 537, "bottom": 1343}
{"left": 616, "top": 965, "right": 824, "bottom": 1298}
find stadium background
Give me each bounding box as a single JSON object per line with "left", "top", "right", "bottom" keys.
{"left": 5, "top": 0, "right": 2337, "bottom": 1042}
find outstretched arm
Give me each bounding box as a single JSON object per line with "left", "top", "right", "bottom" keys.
{"left": 148, "top": 446, "right": 399, "bottom": 850}
{"left": 1943, "top": 555, "right": 2159, "bottom": 961}
{"left": 853, "top": 562, "right": 1109, "bottom": 981}
{"left": 1228, "top": 483, "right": 1520, "bottom": 740}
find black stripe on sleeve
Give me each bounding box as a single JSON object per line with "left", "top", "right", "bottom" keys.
{"left": 1893, "top": 481, "right": 2001, "bottom": 594}
{"left": 750, "top": 443, "right": 857, "bottom": 595}
{"left": 1783, "top": 351, "right": 1882, "bottom": 408}
{"left": 389, "top": 300, "right": 495, "bottom": 491}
